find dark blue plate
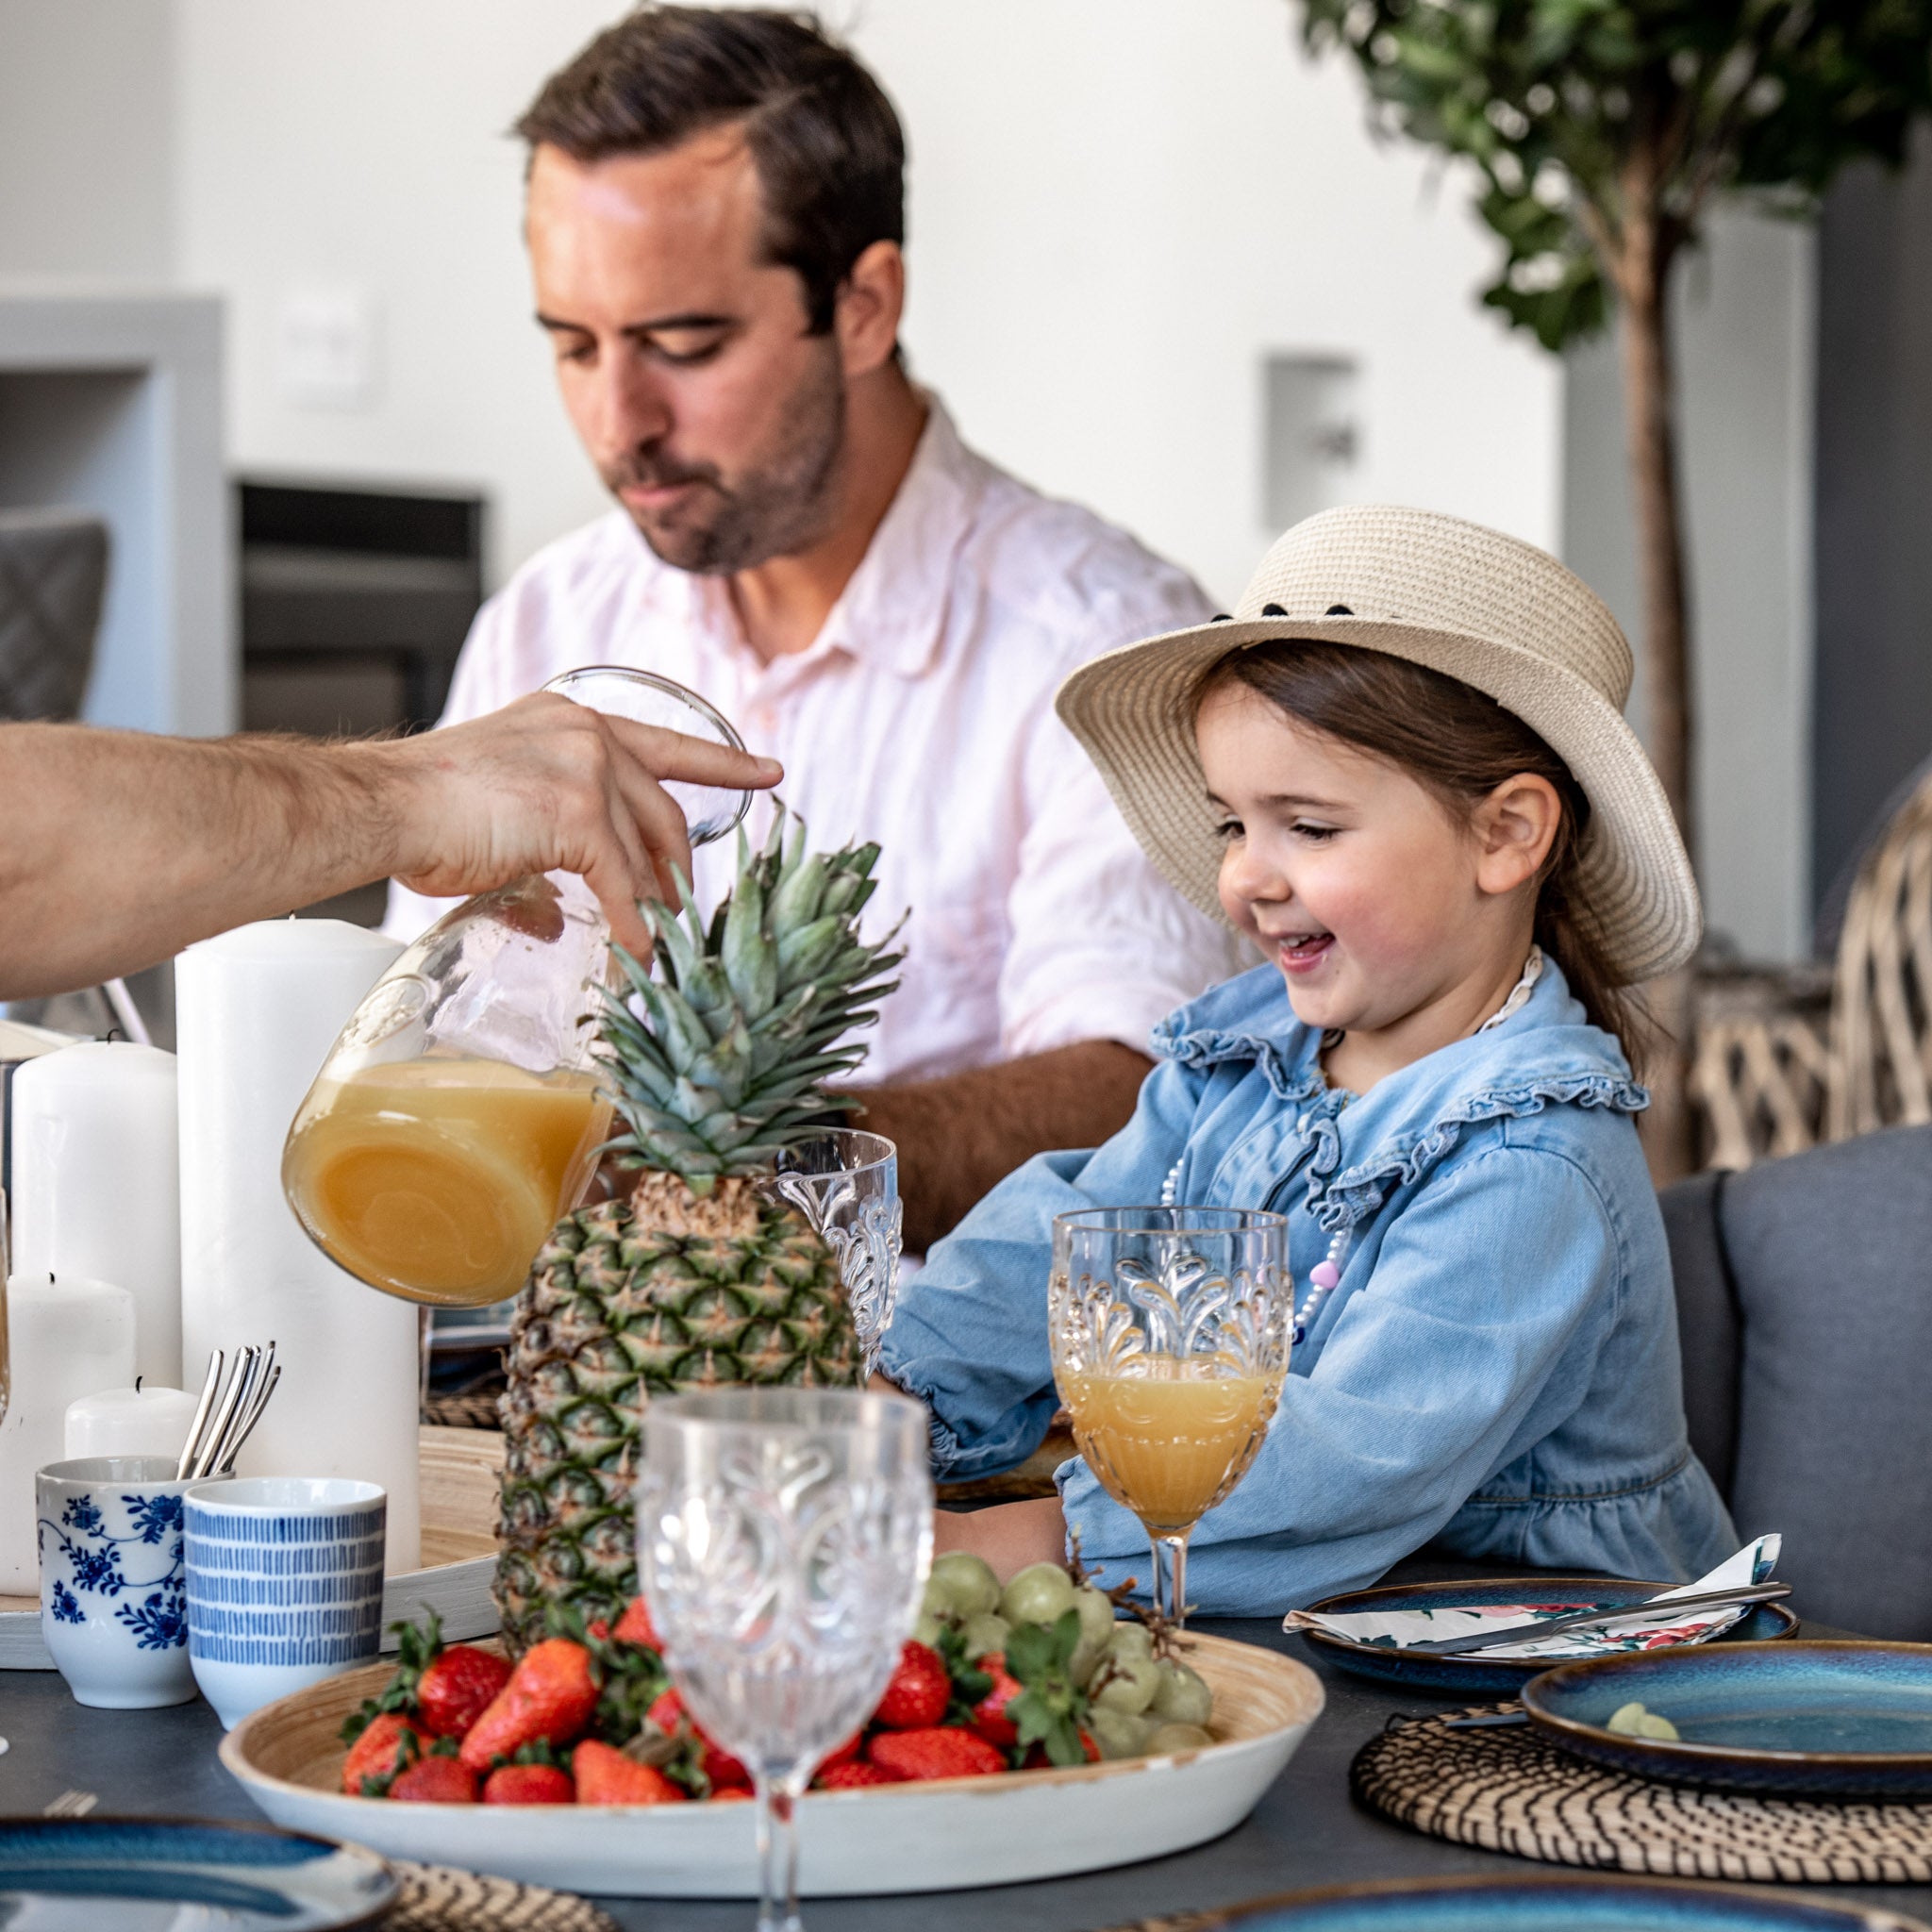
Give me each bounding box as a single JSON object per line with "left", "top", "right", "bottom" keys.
{"left": 0, "top": 1817, "right": 396, "bottom": 1928}
{"left": 1295, "top": 1575, "right": 1798, "bottom": 1694}
{"left": 1188, "top": 1874, "right": 1923, "bottom": 1929}
{"left": 1524, "top": 1640, "right": 1932, "bottom": 1798}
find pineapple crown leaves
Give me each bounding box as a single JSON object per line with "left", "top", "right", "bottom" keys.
{"left": 597, "top": 807, "right": 905, "bottom": 1191}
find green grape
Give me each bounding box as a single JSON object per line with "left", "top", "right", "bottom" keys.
{"left": 1067, "top": 1634, "right": 1108, "bottom": 1689}
{"left": 1108, "top": 1620, "right": 1155, "bottom": 1660}
{"left": 927, "top": 1552, "right": 1001, "bottom": 1620}
{"left": 919, "top": 1577, "right": 958, "bottom": 1621}
{"left": 1087, "top": 1707, "right": 1155, "bottom": 1761}
{"left": 1091, "top": 1653, "right": 1161, "bottom": 1715}
{"left": 1148, "top": 1659, "right": 1213, "bottom": 1727}
{"left": 998, "top": 1562, "right": 1077, "bottom": 1628}
{"left": 911, "top": 1609, "right": 947, "bottom": 1649}
{"left": 1144, "top": 1722, "right": 1213, "bottom": 1754}
{"left": 1071, "top": 1587, "right": 1115, "bottom": 1647}
{"left": 958, "top": 1611, "right": 1010, "bottom": 1660}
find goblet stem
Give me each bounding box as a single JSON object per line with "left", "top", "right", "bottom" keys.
{"left": 1151, "top": 1529, "right": 1193, "bottom": 1629}
{"left": 754, "top": 1771, "right": 805, "bottom": 1932}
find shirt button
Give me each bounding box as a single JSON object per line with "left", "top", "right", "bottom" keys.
{"left": 1295, "top": 1115, "right": 1308, "bottom": 1133}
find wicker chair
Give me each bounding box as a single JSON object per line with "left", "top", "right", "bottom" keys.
{"left": 1690, "top": 757, "right": 1932, "bottom": 1168}
{"left": 0, "top": 508, "right": 109, "bottom": 722}
{"left": 1826, "top": 766, "right": 1932, "bottom": 1141}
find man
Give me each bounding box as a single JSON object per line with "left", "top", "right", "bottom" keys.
{"left": 387, "top": 7, "right": 1238, "bottom": 1247}
{"left": 0, "top": 696, "right": 778, "bottom": 999}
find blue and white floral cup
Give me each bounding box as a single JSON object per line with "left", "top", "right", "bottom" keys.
{"left": 36, "top": 1456, "right": 198, "bottom": 1709}
{"left": 183, "top": 1476, "right": 387, "bottom": 1730}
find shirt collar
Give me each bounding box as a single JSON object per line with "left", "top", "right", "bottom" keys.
{"left": 619, "top": 392, "right": 982, "bottom": 679}
{"left": 813, "top": 393, "right": 983, "bottom": 678}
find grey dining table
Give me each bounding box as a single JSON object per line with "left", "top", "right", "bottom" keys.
{"left": 4, "top": 1592, "right": 1931, "bottom": 1932}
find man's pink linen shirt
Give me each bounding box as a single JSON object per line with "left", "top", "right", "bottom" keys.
{"left": 385, "top": 401, "right": 1241, "bottom": 1086}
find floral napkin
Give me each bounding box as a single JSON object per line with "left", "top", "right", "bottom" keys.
{"left": 1282, "top": 1534, "right": 1783, "bottom": 1662}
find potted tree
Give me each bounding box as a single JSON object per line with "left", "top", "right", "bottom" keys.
{"left": 1297, "top": 0, "right": 1932, "bottom": 1175}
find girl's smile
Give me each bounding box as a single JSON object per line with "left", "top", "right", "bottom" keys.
{"left": 1194, "top": 679, "right": 1557, "bottom": 1092}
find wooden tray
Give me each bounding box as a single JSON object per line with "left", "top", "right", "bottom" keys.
{"left": 0, "top": 1424, "right": 504, "bottom": 1669}
{"left": 222, "top": 1632, "right": 1325, "bottom": 1897}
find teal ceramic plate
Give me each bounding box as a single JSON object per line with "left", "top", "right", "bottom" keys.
{"left": 1524, "top": 1640, "right": 1932, "bottom": 1798}
{"left": 1192, "top": 1874, "right": 1925, "bottom": 1929}
{"left": 1296, "top": 1575, "right": 1798, "bottom": 1695}
{"left": 0, "top": 1817, "right": 396, "bottom": 1928}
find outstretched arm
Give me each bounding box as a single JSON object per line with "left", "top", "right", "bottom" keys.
{"left": 0, "top": 693, "right": 779, "bottom": 998}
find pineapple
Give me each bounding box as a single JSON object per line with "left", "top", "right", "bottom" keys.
{"left": 493, "top": 810, "right": 903, "bottom": 1650}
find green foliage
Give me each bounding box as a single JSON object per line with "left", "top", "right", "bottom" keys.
{"left": 1004, "top": 1608, "right": 1092, "bottom": 1768}
{"left": 1297, "top": 0, "right": 1932, "bottom": 349}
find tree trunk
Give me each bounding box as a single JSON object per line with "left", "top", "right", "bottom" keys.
{"left": 1614, "top": 175, "right": 1697, "bottom": 1184}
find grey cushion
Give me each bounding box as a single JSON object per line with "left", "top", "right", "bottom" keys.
{"left": 1664, "top": 1124, "right": 1932, "bottom": 1639}
{"left": 0, "top": 508, "right": 108, "bottom": 722}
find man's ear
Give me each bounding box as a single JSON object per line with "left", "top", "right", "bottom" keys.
{"left": 1472, "top": 773, "right": 1562, "bottom": 898}
{"left": 834, "top": 240, "right": 906, "bottom": 377}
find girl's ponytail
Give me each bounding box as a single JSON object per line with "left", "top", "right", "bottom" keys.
{"left": 1196, "top": 641, "right": 1646, "bottom": 1072}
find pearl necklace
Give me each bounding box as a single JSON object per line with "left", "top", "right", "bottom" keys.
{"left": 1158, "top": 948, "right": 1542, "bottom": 1344}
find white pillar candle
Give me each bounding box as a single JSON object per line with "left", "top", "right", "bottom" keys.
{"left": 175, "top": 920, "right": 422, "bottom": 1574}
{"left": 0, "top": 1274, "right": 137, "bottom": 1591}
{"left": 63, "top": 1384, "right": 197, "bottom": 1464}
{"left": 11, "top": 1041, "right": 183, "bottom": 1386}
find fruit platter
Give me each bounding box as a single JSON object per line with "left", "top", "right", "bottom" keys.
{"left": 223, "top": 1551, "right": 1324, "bottom": 1897}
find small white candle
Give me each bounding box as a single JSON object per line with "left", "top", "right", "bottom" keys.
{"left": 0, "top": 1274, "right": 137, "bottom": 1591}
{"left": 63, "top": 1384, "right": 197, "bottom": 1464}
{"left": 176, "top": 920, "right": 422, "bottom": 1573}
{"left": 11, "top": 1041, "right": 182, "bottom": 1386}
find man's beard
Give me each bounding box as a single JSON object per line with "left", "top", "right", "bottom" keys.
{"left": 604, "top": 349, "right": 846, "bottom": 575}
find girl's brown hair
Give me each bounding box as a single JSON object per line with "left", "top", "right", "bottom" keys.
{"left": 1195, "top": 640, "right": 1643, "bottom": 1067}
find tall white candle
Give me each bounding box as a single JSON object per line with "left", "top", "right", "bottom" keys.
{"left": 175, "top": 920, "right": 421, "bottom": 1574}
{"left": 0, "top": 1274, "right": 137, "bottom": 1591}
{"left": 11, "top": 1042, "right": 182, "bottom": 1386}
{"left": 64, "top": 1385, "right": 197, "bottom": 1463}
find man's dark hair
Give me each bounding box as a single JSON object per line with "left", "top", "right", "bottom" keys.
{"left": 518, "top": 6, "right": 906, "bottom": 335}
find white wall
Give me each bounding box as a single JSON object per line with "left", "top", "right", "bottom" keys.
{"left": 169, "top": 0, "right": 1560, "bottom": 598}
{"left": 0, "top": 0, "right": 175, "bottom": 281}
{"left": 1562, "top": 213, "right": 1816, "bottom": 962}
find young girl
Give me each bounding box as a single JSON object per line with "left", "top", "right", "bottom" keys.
{"left": 875, "top": 504, "right": 1736, "bottom": 1615}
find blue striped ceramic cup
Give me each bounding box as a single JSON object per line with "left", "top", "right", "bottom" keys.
{"left": 182, "top": 1477, "right": 386, "bottom": 1729}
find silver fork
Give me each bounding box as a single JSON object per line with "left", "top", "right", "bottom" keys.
{"left": 42, "top": 1790, "right": 97, "bottom": 1819}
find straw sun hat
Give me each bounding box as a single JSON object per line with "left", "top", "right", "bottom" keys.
{"left": 1055, "top": 504, "right": 1701, "bottom": 986}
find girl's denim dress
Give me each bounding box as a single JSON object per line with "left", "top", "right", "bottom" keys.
{"left": 878, "top": 958, "right": 1737, "bottom": 1615}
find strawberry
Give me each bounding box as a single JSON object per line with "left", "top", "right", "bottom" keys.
{"left": 1024, "top": 1729, "right": 1101, "bottom": 1767}
{"left": 572, "top": 1740, "right": 686, "bottom": 1806}
{"left": 708, "top": 1787, "right": 754, "bottom": 1801}
{"left": 482, "top": 1763, "right": 575, "bottom": 1806}
{"left": 867, "top": 1727, "right": 1007, "bottom": 1782}
{"left": 389, "top": 1756, "right": 479, "bottom": 1804}
{"left": 815, "top": 1759, "right": 901, "bottom": 1790}
{"left": 341, "top": 1711, "right": 419, "bottom": 1795}
{"left": 646, "top": 1686, "right": 749, "bottom": 1790}
{"left": 819, "top": 1731, "right": 863, "bottom": 1771}
{"left": 458, "top": 1639, "right": 599, "bottom": 1773}
{"left": 873, "top": 1641, "right": 950, "bottom": 1730}
{"left": 970, "top": 1652, "right": 1024, "bottom": 1749}
{"left": 417, "top": 1645, "right": 511, "bottom": 1740}
{"left": 613, "top": 1596, "right": 661, "bottom": 1649}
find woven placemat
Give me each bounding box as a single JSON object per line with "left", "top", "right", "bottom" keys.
{"left": 381, "top": 1861, "right": 620, "bottom": 1932}
{"left": 1353, "top": 1706, "right": 1932, "bottom": 1886}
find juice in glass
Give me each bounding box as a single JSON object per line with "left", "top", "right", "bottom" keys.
{"left": 1059, "top": 1354, "right": 1282, "bottom": 1533}
{"left": 282, "top": 1056, "right": 611, "bottom": 1307}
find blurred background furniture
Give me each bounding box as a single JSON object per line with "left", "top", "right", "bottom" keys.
{"left": 1662, "top": 1123, "right": 1932, "bottom": 1640}
{"left": 238, "top": 477, "right": 484, "bottom": 925}
{"left": 1692, "top": 757, "right": 1932, "bottom": 1169}
{"left": 0, "top": 507, "right": 107, "bottom": 721}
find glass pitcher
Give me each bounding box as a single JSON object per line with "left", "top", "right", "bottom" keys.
{"left": 282, "top": 667, "right": 752, "bottom": 1308}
